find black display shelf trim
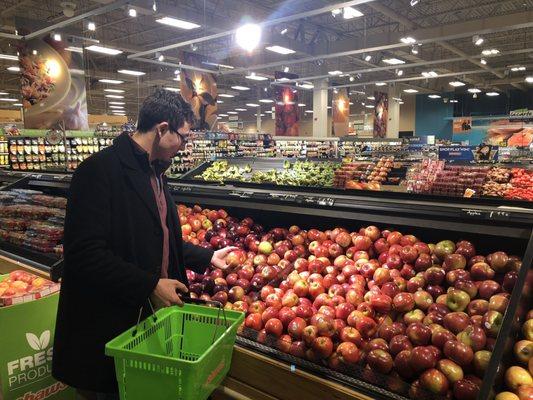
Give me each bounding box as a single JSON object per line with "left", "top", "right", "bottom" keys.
{"left": 0, "top": 241, "right": 57, "bottom": 271}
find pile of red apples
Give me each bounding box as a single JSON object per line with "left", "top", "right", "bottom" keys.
{"left": 178, "top": 204, "right": 523, "bottom": 400}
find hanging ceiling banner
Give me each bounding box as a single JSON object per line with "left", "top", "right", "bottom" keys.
{"left": 179, "top": 53, "right": 218, "bottom": 130}
{"left": 18, "top": 37, "right": 89, "bottom": 130}
{"left": 373, "top": 91, "right": 388, "bottom": 138}
{"left": 332, "top": 88, "right": 349, "bottom": 137}
{"left": 274, "top": 71, "right": 299, "bottom": 136}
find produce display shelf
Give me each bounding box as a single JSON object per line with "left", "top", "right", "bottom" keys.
{"left": 0, "top": 242, "right": 56, "bottom": 272}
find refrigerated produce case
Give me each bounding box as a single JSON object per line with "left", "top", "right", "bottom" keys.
{"left": 0, "top": 168, "right": 531, "bottom": 400}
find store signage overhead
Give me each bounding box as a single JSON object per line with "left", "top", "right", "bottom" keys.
{"left": 438, "top": 146, "right": 499, "bottom": 162}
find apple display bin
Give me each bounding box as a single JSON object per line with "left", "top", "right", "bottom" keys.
{"left": 169, "top": 179, "right": 533, "bottom": 400}
{"left": 0, "top": 279, "right": 75, "bottom": 400}
{"left": 105, "top": 300, "right": 244, "bottom": 400}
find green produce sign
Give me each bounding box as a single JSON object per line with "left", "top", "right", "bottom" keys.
{"left": 0, "top": 290, "right": 74, "bottom": 400}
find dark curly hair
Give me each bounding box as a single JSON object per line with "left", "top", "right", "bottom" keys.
{"left": 137, "top": 88, "right": 195, "bottom": 133}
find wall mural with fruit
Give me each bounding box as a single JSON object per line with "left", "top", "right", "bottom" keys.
{"left": 18, "top": 37, "right": 88, "bottom": 131}
{"left": 332, "top": 88, "right": 349, "bottom": 137}
{"left": 274, "top": 71, "right": 299, "bottom": 136}
{"left": 178, "top": 204, "right": 525, "bottom": 399}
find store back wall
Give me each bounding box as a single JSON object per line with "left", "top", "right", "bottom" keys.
{"left": 415, "top": 94, "right": 454, "bottom": 140}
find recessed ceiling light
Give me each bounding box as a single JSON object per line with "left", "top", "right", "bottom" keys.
{"left": 218, "top": 113, "right": 228, "bottom": 117}
{"left": 164, "top": 87, "right": 180, "bottom": 92}
{"left": 128, "top": 7, "right": 137, "bottom": 17}
{"left": 383, "top": 58, "right": 405, "bottom": 65}
{"left": 364, "top": 55, "right": 372, "bottom": 62}
{"left": 450, "top": 99, "right": 459, "bottom": 103}
{"left": 367, "top": 96, "right": 375, "bottom": 100}
{"left": 87, "top": 22, "right": 96, "bottom": 31}
{"left": 265, "top": 110, "right": 273, "bottom": 114}
{"left": 86, "top": 45, "right": 123, "bottom": 55}
{"left": 403, "top": 89, "right": 418, "bottom": 93}
{"left": 411, "top": 44, "right": 419, "bottom": 54}
{"left": 480, "top": 58, "right": 487, "bottom": 65}
{"left": 254, "top": 113, "right": 265, "bottom": 116}
{"left": 328, "top": 70, "right": 343, "bottom": 75}
{"left": 343, "top": 6, "right": 363, "bottom": 19}
{"left": 428, "top": 94, "right": 441, "bottom": 99}
{"left": 305, "top": 110, "right": 313, "bottom": 113}
{"left": 118, "top": 69, "right": 145, "bottom": 76}
{"left": 473, "top": 35, "right": 484, "bottom": 46}
{"left": 526, "top": 76, "right": 533, "bottom": 83}
{"left": 231, "top": 86, "right": 250, "bottom": 91}
{"left": 99, "top": 79, "right": 123, "bottom": 84}
{"left": 449, "top": 81, "right": 466, "bottom": 87}
{"left": 400, "top": 36, "right": 417, "bottom": 44}
{"left": 0, "top": 92, "right": 8, "bottom": 95}
{"left": 13, "top": 103, "right": 22, "bottom": 106}
{"left": 217, "top": 100, "right": 224, "bottom": 104}
{"left": 399, "top": 101, "right": 404, "bottom": 104}
{"left": 105, "top": 94, "right": 124, "bottom": 98}
{"left": 245, "top": 73, "right": 268, "bottom": 81}
{"left": 365, "top": 105, "right": 375, "bottom": 108}
{"left": 259, "top": 99, "right": 273, "bottom": 103}
{"left": 246, "top": 103, "right": 259, "bottom": 107}
{"left": 7, "top": 66, "right": 20, "bottom": 72}
{"left": 392, "top": 97, "right": 402, "bottom": 101}
{"left": 486, "top": 92, "right": 499, "bottom": 96}
{"left": 375, "top": 82, "right": 386, "bottom": 86}
{"left": 65, "top": 46, "right": 83, "bottom": 53}
{"left": 236, "top": 23, "right": 262, "bottom": 52}
{"left": 511, "top": 66, "right": 526, "bottom": 71}
{"left": 0, "top": 98, "right": 18, "bottom": 102}
{"left": 219, "top": 93, "right": 235, "bottom": 98}
{"left": 104, "top": 89, "right": 125, "bottom": 93}
{"left": 235, "top": 108, "right": 247, "bottom": 111}
{"left": 156, "top": 17, "right": 201, "bottom": 30}
{"left": 278, "top": 77, "right": 290, "bottom": 82}
{"left": 299, "top": 83, "right": 314, "bottom": 89}
{"left": 0, "top": 54, "right": 19, "bottom": 61}
{"left": 421, "top": 71, "right": 438, "bottom": 77}
{"left": 298, "top": 103, "right": 306, "bottom": 107}
{"left": 109, "top": 105, "right": 124, "bottom": 109}
{"left": 280, "top": 28, "right": 288, "bottom": 35}
{"left": 283, "top": 66, "right": 290, "bottom": 73}
{"left": 227, "top": 111, "right": 238, "bottom": 114}
{"left": 396, "top": 69, "right": 404, "bottom": 76}
{"left": 467, "top": 88, "right": 481, "bottom": 93}
{"left": 109, "top": 101, "right": 125, "bottom": 105}
{"left": 266, "top": 45, "right": 295, "bottom": 55}
{"left": 53, "top": 33, "right": 62, "bottom": 41}
{"left": 481, "top": 49, "right": 499, "bottom": 56}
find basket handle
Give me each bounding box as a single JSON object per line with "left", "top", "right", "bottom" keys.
{"left": 183, "top": 296, "right": 229, "bottom": 344}
{"left": 132, "top": 298, "right": 157, "bottom": 337}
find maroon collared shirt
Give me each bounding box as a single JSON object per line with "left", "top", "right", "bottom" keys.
{"left": 129, "top": 136, "right": 171, "bottom": 278}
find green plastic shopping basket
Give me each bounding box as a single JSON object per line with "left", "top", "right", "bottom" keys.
{"left": 105, "top": 298, "right": 244, "bottom": 400}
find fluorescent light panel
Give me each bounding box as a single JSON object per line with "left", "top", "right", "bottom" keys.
{"left": 343, "top": 6, "right": 363, "bottom": 19}
{"left": 219, "top": 93, "right": 235, "bottom": 98}
{"left": 403, "top": 89, "right": 418, "bottom": 93}
{"left": 0, "top": 54, "right": 18, "bottom": 61}
{"left": 246, "top": 103, "right": 259, "bottom": 107}
{"left": 109, "top": 101, "right": 125, "bottom": 105}
{"left": 486, "top": 92, "right": 499, "bottom": 96}
{"left": 99, "top": 79, "right": 123, "bottom": 84}
{"left": 118, "top": 69, "right": 145, "bottom": 76}
{"left": 383, "top": 58, "right": 405, "bottom": 65}
{"left": 105, "top": 94, "right": 124, "bottom": 98}
{"left": 467, "top": 88, "right": 481, "bottom": 93}
{"left": 265, "top": 45, "right": 295, "bottom": 55}
{"left": 7, "top": 66, "right": 20, "bottom": 72}
{"left": 259, "top": 99, "right": 273, "bottom": 103}
{"left": 449, "top": 81, "right": 466, "bottom": 87}
{"left": 231, "top": 86, "right": 250, "bottom": 91}
{"left": 328, "top": 70, "right": 343, "bottom": 75}
{"left": 164, "top": 87, "right": 180, "bottom": 92}
{"left": 104, "top": 89, "right": 125, "bottom": 93}
{"left": 245, "top": 74, "right": 268, "bottom": 81}
{"left": 235, "top": 108, "right": 247, "bottom": 111}
{"left": 86, "top": 45, "right": 122, "bottom": 55}
{"left": 156, "top": 17, "right": 200, "bottom": 30}
{"left": 0, "top": 98, "right": 18, "bottom": 102}
{"left": 428, "top": 94, "right": 441, "bottom": 99}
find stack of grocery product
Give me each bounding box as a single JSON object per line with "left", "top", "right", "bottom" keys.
{"left": 505, "top": 168, "right": 533, "bottom": 202}
{"left": 366, "top": 157, "right": 394, "bottom": 184}
{"left": 0, "top": 270, "right": 59, "bottom": 306}
{"left": 0, "top": 189, "right": 65, "bottom": 255}
{"left": 430, "top": 165, "right": 489, "bottom": 197}
{"left": 482, "top": 167, "right": 512, "bottom": 197}
{"left": 333, "top": 161, "right": 373, "bottom": 188}
{"left": 178, "top": 203, "right": 522, "bottom": 399}
{"left": 494, "top": 311, "right": 533, "bottom": 400}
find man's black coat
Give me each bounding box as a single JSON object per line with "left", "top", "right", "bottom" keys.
{"left": 52, "top": 133, "right": 213, "bottom": 392}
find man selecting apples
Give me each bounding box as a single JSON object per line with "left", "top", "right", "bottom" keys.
{"left": 53, "top": 89, "right": 235, "bottom": 400}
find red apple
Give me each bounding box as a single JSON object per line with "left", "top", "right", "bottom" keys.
{"left": 478, "top": 280, "right": 501, "bottom": 300}
{"left": 482, "top": 310, "right": 503, "bottom": 337}
{"left": 443, "top": 340, "right": 474, "bottom": 367}
{"left": 393, "top": 292, "right": 415, "bottom": 312}
{"left": 410, "top": 346, "right": 438, "bottom": 373}
{"left": 312, "top": 336, "right": 334, "bottom": 359}
{"left": 453, "top": 378, "right": 480, "bottom": 400}
{"left": 336, "top": 341, "right": 361, "bottom": 364}
{"left": 265, "top": 318, "right": 283, "bottom": 337}
{"left": 245, "top": 313, "right": 263, "bottom": 331}
{"left": 289, "top": 341, "right": 306, "bottom": 358}
{"left": 367, "top": 349, "right": 393, "bottom": 374}
{"left": 413, "top": 290, "right": 433, "bottom": 311}
{"left": 339, "top": 326, "right": 363, "bottom": 346}
{"left": 470, "top": 262, "right": 495, "bottom": 281}
{"left": 443, "top": 312, "right": 470, "bottom": 334}
{"left": 420, "top": 368, "right": 449, "bottom": 395}
{"left": 394, "top": 350, "right": 415, "bottom": 380}
{"left": 390, "top": 334, "right": 413, "bottom": 355}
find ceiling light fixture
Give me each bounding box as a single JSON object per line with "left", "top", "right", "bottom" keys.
{"left": 299, "top": 83, "right": 314, "bottom": 89}
{"left": 259, "top": 99, "right": 273, "bottom": 103}
{"left": 87, "top": 22, "right": 96, "bottom": 31}
{"left": 109, "top": 101, "right": 125, "bottom": 105}
{"left": 157, "top": 53, "right": 165, "bottom": 62}
{"left": 410, "top": 0, "right": 420, "bottom": 6}
{"left": 343, "top": 7, "right": 364, "bottom": 19}
{"left": 266, "top": 45, "right": 295, "bottom": 55}
{"left": 396, "top": 69, "right": 404, "bottom": 76}
{"left": 349, "top": 76, "right": 355, "bottom": 82}
{"left": 231, "top": 86, "right": 250, "bottom": 91}
{"left": 105, "top": 94, "right": 124, "bottom": 98}
{"left": 127, "top": 7, "right": 137, "bottom": 17}
{"left": 86, "top": 45, "right": 122, "bottom": 55}
{"left": 305, "top": 110, "right": 313, "bottom": 113}
{"left": 375, "top": 82, "right": 386, "bottom": 86}
{"left": 246, "top": 103, "right": 259, "bottom": 107}
{"left": 156, "top": 17, "right": 200, "bottom": 30}
{"left": 411, "top": 44, "right": 419, "bottom": 55}
{"left": 99, "top": 79, "right": 123, "bottom": 84}
{"left": 236, "top": 23, "right": 262, "bottom": 52}
{"left": 383, "top": 58, "right": 405, "bottom": 65}
{"left": 473, "top": 35, "right": 484, "bottom": 46}
{"left": 480, "top": 58, "right": 487, "bottom": 65}
{"left": 367, "top": 96, "right": 375, "bottom": 100}
{"left": 328, "top": 70, "right": 343, "bottom": 75}
{"left": 511, "top": 66, "right": 526, "bottom": 71}
{"left": 217, "top": 100, "right": 223, "bottom": 104}
{"left": 163, "top": 87, "right": 180, "bottom": 92}
{"left": 280, "top": 28, "right": 288, "bottom": 35}
{"left": 467, "top": 88, "right": 481, "bottom": 93}
{"left": 218, "top": 114, "right": 228, "bottom": 117}
{"left": 481, "top": 49, "right": 499, "bottom": 56}
{"left": 449, "top": 81, "right": 466, "bottom": 87}
{"left": 403, "top": 89, "right": 418, "bottom": 93}
{"left": 450, "top": 99, "right": 459, "bottom": 103}
{"left": 486, "top": 92, "right": 499, "bottom": 96}
{"left": 400, "top": 36, "right": 417, "bottom": 44}
{"left": 428, "top": 94, "right": 441, "bottom": 99}
{"left": 526, "top": 76, "right": 533, "bottom": 83}
{"left": 117, "top": 69, "right": 145, "bottom": 76}
{"left": 227, "top": 111, "right": 238, "bottom": 114}
{"left": 53, "top": 33, "right": 62, "bottom": 41}
{"left": 331, "top": 8, "right": 342, "bottom": 16}
{"left": 421, "top": 71, "right": 438, "bottom": 77}
{"left": 7, "top": 66, "right": 20, "bottom": 72}
{"left": 245, "top": 73, "right": 268, "bottom": 81}
{"left": 65, "top": 46, "right": 83, "bottom": 53}
{"left": 365, "top": 105, "right": 375, "bottom": 109}
{"left": 0, "top": 54, "right": 18, "bottom": 61}
{"left": 109, "top": 105, "right": 124, "bottom": 109}
{"left": 104, "top": 89, "right": 124, "bottom": 93}
{"left": 298, "top": 103, "right": 305, "bottom": 107}
{"left": 283, "top": 66, "right": 290, "bottom": 73}
{"left": 219, "top": 93, "right": 235, "bottom": 98}
{"left": 364, "top": 55, "right": 372, "bottom": 62}
{"left": 0, "top": 98, "right": 18, "bottom": 102}
{"left": 235, "top": 108, "right": 247, "bottom": 111}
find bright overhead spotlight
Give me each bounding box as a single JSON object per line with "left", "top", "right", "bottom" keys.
{"left": 118, "top": 69, "right": 145, "bottom": 76}
{"left": 109, "top": 101, "right": 125, "bottom": 105}
{"left": 486, "top": 92, "right": 499, "bottom": 96}
{"left": 511, "top": 66, "right": 526, "bottom": 71}
{"left": 99, "top": 79, "right": 123, "bottom": 84}
{"left": 403, "top": 89, "right": 418, "bottom": 93}
{"left": 375, "top": 82, "right": 386, "bottom": 86}
{"left": 411, "top": 44, "right": 419, "bottom": 55}
{"left": 410, "top": 0, "right": 420, "bottom": 6}
{"left": 164, "top": 87, "right": 180, "bottom": 92}
{"left": 383, "top": 58, "right": 405, "bottom": 65}
{"left": 480, "top": 58, "right": 487, "bottom": 65}
{"left": 104, "top": 89, "right": 125, "bottom": 93}
{"left": 298, "top": 103, "right": 306, "bottom": 107}
{"left": 365, "top": 105, "right": 375, "bottom": 109}
{"left": 367, "top": 96, "right": 375, "bottom": 100}
{"left": 7, "top": 66, "right": 20, "bottom": 72}
{"left": 246, "top": 103, "right": 259, "bottom": 107}
{"left": 231, "top": 85, "right": 250, "bottom": 91}
{"left": 331, "top": 8, "right": 342, "bottom": 16}
{"left": 13, "top": 103, "right": 23, "bottom": 107}
{"left": 526, "top": 76, "right": 533, "bottom": 83}
{"left": 245, "top": 73, "right": 268, "bottom": 81}
{"left": 0, "top": 92, "right": 8, "bottom": 95}
{"left": 421, "top": 71, "right": 438, "bottom": 77}
{"left": 0, "top": 54, "right": 18, "bottom": 61}
{"left": 235, "top": 108, "right": 247, "bottom": 111}
{"left": 481, "top": 49, "right": 499, "bottom": 56}
{"left": 219, "top": 93, "right": 235, "bottom": 98}
{"left": 280, "top": 28, "right": 288, "bottom": 35}
{"left": 299, "top": 83, "right": 314, "bottom": 89}
{"left": 364, "top": 55, "right": 372, "bottom": 62}
{"left": 87, "top": 22, "right": 96, "bottom": 31}
{"left": 65, "top": 46, "right": 83, "bottom": 53}
{"left": 218, "top": 113, "right": 228, "bottom": 117}
{"left": 53, "top": 33, "right": 62, "bottom": 41}
{"left": 283, "top": 66, "right": 290, "bottom": 73}
{"left": 349, "top": 76, "right": 355, "bottom": 82}
{"left": 305, "top": 110, "right": 313, "bottom": 113}
{"left": 227, "top": 111, "right": 238, "bottom": 114}
{"left": 400, "top": 37, "right": 417, "bottom": 44}
{"left": 157, "top": 53, "right": 165, "bottom": 62}
{"left": 105, "top": 94, "right": 124, "bottom": 99}
{"left": 127, "top": 7, "right": 137, "bottom": 17}
{"left": 343, "top": 6, "right": 364, "bottom": 19}
{"left": 156, "top": 17, "right": 200, "bottom": 30}
{"left": 236, "top": 23, "right": 262, "bottom": 52}
{"left": 467, "top": 88, "right": 481, "bottom": 93}
{"left": 473, "top": 35, "right": 484, "bottom": 46}
{"left": 266, "top": 45, "right": 295, "bottom": 55}
{"left": 259, "top": 99, "right": 273, "bottom": 103}
{"left": 87, "top": 45, "right": 122, "bottom": 55}
{"left": 109, "top": 105, "right": 124, "bottom": 109}
{"left": 450, "top": 99, "right": 459, "bottom": 103}
{"left": 449, "top": 81, "right": 466, "bottom": 87}
{"left": 328, "top": 70, "right": 343, "bottom": 75}
{"left": 396, "top": 69, "right": 404, "bottom": 76}
{"left": 428, "top": 94, "right": 441, "bottom": 99}
{"left": 0, "top": 98, "right": 18, "bottom": 102}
